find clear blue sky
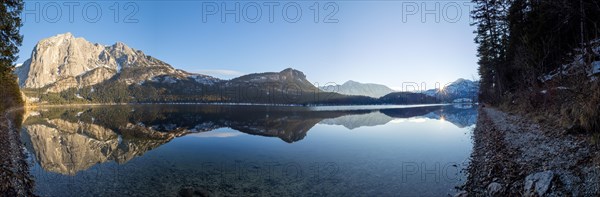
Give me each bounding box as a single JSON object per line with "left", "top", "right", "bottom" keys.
{"left": 17, "top": 1, "right": 478, "bottom": 91}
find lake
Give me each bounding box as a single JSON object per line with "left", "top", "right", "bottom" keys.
{"left": 19, "top": 104, "right": 476, "bottom": 196}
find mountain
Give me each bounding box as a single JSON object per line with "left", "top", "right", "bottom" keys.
{"left": 228, "top": 68, "right": 317, "bottom": 91}
{"left": 423, "top": 78, "right": 479, "bottom": 102}
{"left": 16, "top": 32, "right": 218, "bottom": 93}
{"left": 319, "top": 80, "right": 395, "bottom": 98}
{"left": 15, "top": 33, "right": 447, "bottom": 106}
{"left": 15, "top": 33, "right": 322, "bottom": 104}
{"left": 219, "top": 68, "right": 325, "bottom": 103}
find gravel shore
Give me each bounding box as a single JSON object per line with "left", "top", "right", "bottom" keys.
{"left": 0, "top": 108, "right": 34, "bottom": 196}
{"left": 463, "top": 107, "right": 600, "bottom": 196}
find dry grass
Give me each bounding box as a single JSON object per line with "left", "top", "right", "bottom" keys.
{"left": 579, "top": 81, "right": 600, "bottom": 132}
{"left": 498, "top": 72, "right": 600, "bottom": 135}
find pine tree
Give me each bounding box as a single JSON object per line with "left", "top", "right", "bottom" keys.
{"left": 0, "top": 0, "right": 24, "bottom": 73}
{"left": 472, "top": 0, "right": 511, "bottom": 103}
{"left": 0, "top": 0, "right": 24, "bottom": 111}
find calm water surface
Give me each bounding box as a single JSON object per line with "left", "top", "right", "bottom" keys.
{"left": 20, "top": 104, "right": 477, "bottom": 196}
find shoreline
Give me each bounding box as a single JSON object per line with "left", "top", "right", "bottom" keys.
{"left": 26, "top": 102, "right": 458, "bottom": 110}
{"left": 0, "top": 107, "right": 34, "bottom": 196}
{"left": 463, "top": 107, "right": 600, "bottom": 196}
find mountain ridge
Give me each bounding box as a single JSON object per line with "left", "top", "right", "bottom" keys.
{"left": 423, "top": 78, "right": 479, "bottom": 102}
{"left": 15, "top": 33, "right": 475, "bottom": 105}
{"left": 16, "top": 32, "right": 220, "bottom": 92}
{"left": 319, "top": 80, "right": 395, "bottom": 98}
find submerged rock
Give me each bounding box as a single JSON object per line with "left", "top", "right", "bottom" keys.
{"left": 487, "top": 182, "right": 503, "bottom": 196}
{"left": 178, "top": 187, "right": 211, "bottom": 197}
{"left": 179, "top": 187, "right": 195, "bottom": 197}
{"left": 524, "top": 171, "right": 554, "bottom": 197}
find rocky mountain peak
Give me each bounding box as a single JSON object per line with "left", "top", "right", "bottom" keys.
{"left": 106, "top": 41, "right": 141, "bottom": 69}
{"left": 279, "top": 68, "right": 306, "bottom": 79}
{"left": 41, "top": 32, "right": 74, "bottom": 43}
{"left": 113, "top": 41, "right": 127, "bottom": 48}
{"left": 344, "top": 80, "right": 359, "bottom": 85}
{"left": 18, "top": 32, "right": 116, "bottom": 89}
{"left": 450, "top": 78, "right": 470, "bottom": 85}
{"left": 109, "top": 42, "right": 137, "bottom": 55}
{"left": 16, "top": 33, "right": 179, "bottom": 92}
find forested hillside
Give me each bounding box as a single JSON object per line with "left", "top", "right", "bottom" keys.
{"left": 473, "top": 0, "right": 600, "bottom": 132}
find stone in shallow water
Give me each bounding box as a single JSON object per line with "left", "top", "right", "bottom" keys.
{"left": 524, "top": 170, "right": 554, "bottom": 197}
{"left": 487, "top": 182, "right": 503, "bottom": 196}
{"left": 178, "top": 187, "right": 211, "bottom": 197}
{"left": 178, "top": 187, "right": 195, "bottom": 197}
{"left": 592, "top": 61, "right": 600, "bottom": 75}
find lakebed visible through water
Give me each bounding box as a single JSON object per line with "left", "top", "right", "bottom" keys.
{"left": 18, "top": 104, "right": 476, "bottom": 196}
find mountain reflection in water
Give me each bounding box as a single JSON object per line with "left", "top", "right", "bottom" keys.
{"left": 21, "top": 104, "right": 476, "bottom": 175}
{"left": 20, "top": 104, "right": 476, "bottom": 196}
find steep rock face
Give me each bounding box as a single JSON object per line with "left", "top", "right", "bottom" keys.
{"left": 15, "top": 59, "right": 31, "bottom": 86}
{"left": 16, "top": 32, "right": 191, "bottom": 92}
{"left": 45, "top": 67, "right": 117, "bottom": 92}
{"left": 18, "top": 33, "right": 118, "bottom": 89}
{"left": 320, "top": 80, "right": 395, "bottom": 98}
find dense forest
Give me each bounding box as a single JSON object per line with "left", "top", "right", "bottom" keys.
{"left": 22, "top": 80, "right": 440, "bottom": 106}
{"left": 473, "top": 0, "right": 600, "bottom": 132}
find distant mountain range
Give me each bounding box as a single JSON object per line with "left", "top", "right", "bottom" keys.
{"left": 15, "top": 33, "right": 333, "bottom": 104}
{"left": 319, "top": 80, "right": 395, "bottom": 98}
{"left": 423, "top": 78, "right": 479, "bottom": 102}
{"left": 319, "top": 78, "right": 479, "bottom": 102}
{"left": 15, "top": 33, "right": 476, "bottom": 105}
